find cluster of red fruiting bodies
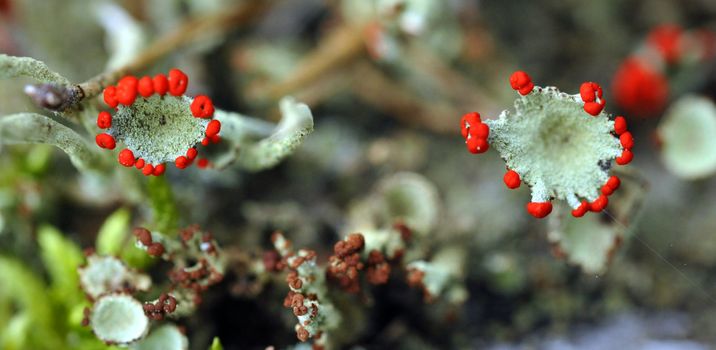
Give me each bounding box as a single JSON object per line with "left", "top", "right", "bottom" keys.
{"left": 461, "top": 71, "right": 634, "bottom": 219}
{"left": 612, "top": 24, "right": 716, "bottom": 117}
{"left": 95, "top": 68, "right": 220, "bottom": 176}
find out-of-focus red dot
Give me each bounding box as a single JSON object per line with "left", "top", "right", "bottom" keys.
{"left": 612, "top": 57, "right": 669, "bottom": 118}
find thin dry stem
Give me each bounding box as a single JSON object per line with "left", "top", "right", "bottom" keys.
{"left": 27, "top": 1, "right": 269, "bottom": 113}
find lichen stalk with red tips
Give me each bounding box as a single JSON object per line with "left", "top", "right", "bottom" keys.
{"left": 461, "top": 71, "right": 634, "bottom": 219}
{"left": 95, "top": 68, "right": 222, "bottom": 176}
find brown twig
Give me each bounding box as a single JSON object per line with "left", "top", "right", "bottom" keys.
{"left": 254, "top": 23, "right": 367, "bottom": 101}
{"left": 25, "top": 1, "right": 270, "bottom": 113}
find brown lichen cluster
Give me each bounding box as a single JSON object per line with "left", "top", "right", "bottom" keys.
{"left": 134, "top": 225, "right": 224, "bottom": 315}
{"left": 143, "top": 293, "right": 178, "bottom": 320}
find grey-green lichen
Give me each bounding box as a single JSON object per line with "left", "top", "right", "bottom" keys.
{"left": 219, "top": 97, "right": 314, "bottom": 171}
{"left": 658, "top": 95, "right": 716, "bottom": 180}
{"left": 486, "top": 87, "right": 622, "bottom": 207}
{"left": 0, "top": 113, "right": 100, "bottom": 171}
{"left": 78, "top": 255, "right": 151, "bottom": 300}
{"left": 131, "top": 324, "right": 188, "bottom": 350}
{"left": 347, "top": 172, "right": 439, "bottom": 242}
{"left": 407, "top": 246, "right": 468, "bottom": 303}
{"left": 0, "top": 54, "right": 71, "bottom": 84}
{"left": 110, "top": 95, "right": 208, "bottom": 165}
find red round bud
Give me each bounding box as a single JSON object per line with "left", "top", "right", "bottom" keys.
{"left": 614, "top": 116, "right": 627, "bottom": 135}
{"left": 103, "top": 86, "right": 119, "bottom": 108}
{"left": 205, "top": 120, "right": 221, "bottom": 137}
{"left": 526, "top": 201, "right": 552, "bottom": 218}
{"left": 95, "top": 133, "right": 116, "bottom": 149}
{"left": 590, "top": 195, "right": 609, "bottom": 212}
{"left": 191, "top": 95, "right": 215, "bottom": 118}
{"left": 470, "top": 122, "right": 489, "bottom": 139}
{"left": 186, "top": 148, "right": 198, "bottom": 161}
{"left": 118, "top": 149, "right": 135, "bottom": 167}
{"left": 620, "top": 131, "right": 634, "bottom": 149}
{"left": 142, "top": 164, "right": 154, "bottom": 176}
{"left": 97, "top": 111, "right": 112, "bottom": 129}
{"left": 571, "top": 201, "right": 589, "bottom": 217}
{"left": 616, "top": 149, "right": 634, "bottom": 165}
{"left": 175, "top": 156, "right": 189, "bottom": 169}
{"left": 466, "top": 137, "right": 489, "bottom": 154}
{"left": 503, "top": 170, "right": 521, "bottom": 189}
{"left": 509, "top": 71, "right": 534, "bottom": 95}
{"left": 153, "top": 164, "right": 166, "bottom": 176}
{"left": 168, "top": 68, "right": 188, "bottom": 96}
{"left": 153, "top": 74, "right": 169, "bottom": 96}
{"left": 138, "top": 76, "right": 154, "bottom": 98}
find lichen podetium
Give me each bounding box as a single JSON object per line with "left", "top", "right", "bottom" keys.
{"left": 461, "top": 71, "right": 634, "bottom": 218}
{"left": 95, "top": 68, "right": 221, "bottom": 176}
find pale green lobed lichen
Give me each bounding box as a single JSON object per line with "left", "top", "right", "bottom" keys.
{"left": 0, "top": 54, "right": 71, "bottom": 84}
{"left": 110, "top": 95, "right": 208, "bottom": 165}
{"left": 0, "top": 113, "right": 101, "bottom": 171}
{"left": 131, "top": 324, "right": 188, "bottom": 350}
{"left": 658, "top": 95, "right": 716, "bottom": 180}
{"left": 347, "top": 172, "right": 439, "bottom": 239}
{"left": 407, "top": 246, "right": 468, "bottom": 304}
{"left": 547, "top": 171, "right": 646, "bottom": 273}
{"left": 486, "top": 86, "right": 622, "bottom": 207}
{"left": 90, "top": 293, "right": 149, "bottom": 345}
{"left": 78, "top": 255, "right": 151, "bottom": 300}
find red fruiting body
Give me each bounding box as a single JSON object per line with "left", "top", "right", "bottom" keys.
{"left": 647, "top": 24, "right": 683, "bottom": 64}
{"left": 95, "top": 133, "right": 116, "bottom": 149}
{"left": 602, "top": 176, "right": 621, "bottom": 196}
{"left": 153, "top": 74, "right": 169, "bottom": 96}
{"left": 186, "top": 148, "right": 198, "bottom": 160}
{"left": 168, "top": 68, "right": 188, "bottom": 96}
{"left": 467, "top": 137, "right": 489, "bottom": 154}
{"left": 614, "top": 116, "right": 627, "bottom": 135}
{"left": 97, "top": 111, "right": 112, "bottom": 129}
{"left": 571, "top": 201, "right": 589, "bottom": 217}
{"left": 526, "top": 201, "right": 552, "bottom": 219}
{"left": 503, "top": 170, "right": 521, "bottom": 189}
{"left": 606, "top": 176, "right": 621, "bottom": 191}
{"left": 205, "top": 120, "right": 221, "bottom": 137}
{"left": 620, "top": 132, "right": 634, "bottom": 149}
{"left": 509, "top": 71, "right": 534, "bottom": 95}
{"left": 153, "top": 164, "right": 166, "bottom": 176}
{"left": 601, "top": 184, "right": 615, "bottom": 196}
{"left": 580, "top": 82, "right": 605, "bottom": 116}
{"left": 191, "top": 95, "right": 215, "bottom": 118}
{"left": 116, "top": 76, "right": 138, "bottom": 106}
{"left": 470, "top": 123, "right": 489, "bottom": 139}
{"left": 209, "top": 135, "right": 221, "bottom": 144}
{"left": 201, "top": 137, "right": 210, "bottom": 146}
{"left": 616, "top": 149, "right": 634, "bottom": 165}
{"left": 142, "top": 164, "right": 154, "bottom": 176}
{"left": 460, "top": 112, "right": 481, "bottom": 138}
{"left": 612, "top": 57, "right": 668, "bottom": 117}
{"left": 103, "top": 86, "right": 119, "bottom": 108}
{"left": 138, "top": 76, "right": 154, "bottom": 98}
{"left": 135, "top": 158, "right": 145, "bottom": 169}
{"left": 197, "top": 158, "right": 209, "bottom": 168}
{"left": 118, "top": 149, "right": 135, "bottom": 167}
{"left": 175, "top": 156, "right": 189, "bottom": 169}
{"left": 590, "top": 195, "right": 609, "bottom": 212}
